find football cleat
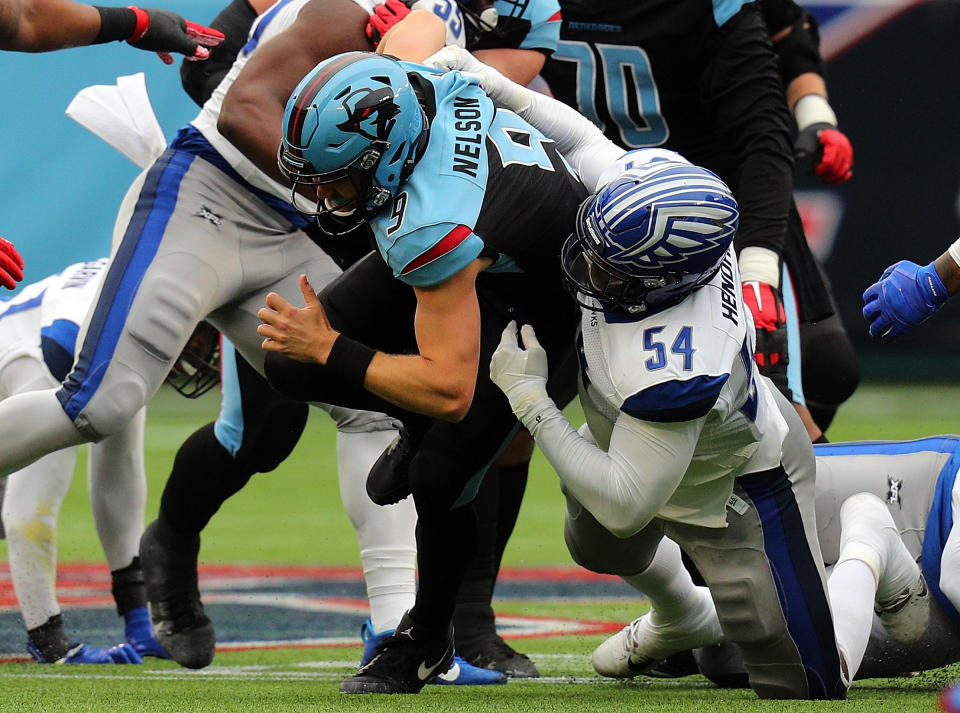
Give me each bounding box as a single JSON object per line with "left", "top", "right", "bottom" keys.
{"left": 366, "top": 427, "right": 416, "bottom": 506}
{"left": 591, "top": 586, "right": 722, "bottom": 678}
{"left": 457, "top": 632, "right": 539, "bottom": 678}
{"left": 28, "top": 641, "right": 143, "bottom": 664}
{"left": 140, "top": 520, "right": 215, "bottom": 669}
{"left": 341, "top": 612, "right": 454, "bottom": 694}
{"left": 124, "top": 605, "right": 171, "bottom": 659}
{"left": 358, "top": 619, "right": 504, "bottom": 687}
{"left": 875, "top": 573, "right": 930, "bottom": 645}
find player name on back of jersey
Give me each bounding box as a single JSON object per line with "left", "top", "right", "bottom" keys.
{"left": 451, "top": 96, "right": 484, "bottom": 179}
{"left": 718, "top": 251, "right": 738, "bottom": 325}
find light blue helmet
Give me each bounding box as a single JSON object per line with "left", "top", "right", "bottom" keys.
{"left": 561, "top": 158, "right": 740, "bottom": 314}
{"left": 278, "top": 52, "right": 427, "bottom": 227}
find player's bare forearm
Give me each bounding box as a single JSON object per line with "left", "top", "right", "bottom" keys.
{"left": 0, "top": 0, "right": 99, "bottom": 50}
{"left": 218, "top": 0, "right": 371, "bottom": 184}
{"left": 376, "top": 8, "right": 444, "bottom": 62}
{"left": 362, "top": 262, "right": 485, "bottom": 421}
{"left": 935, "top": 250, "right": 960, "bottom": 297}
{"left": 474, "top": 47, "right": 545, "bottom": 86}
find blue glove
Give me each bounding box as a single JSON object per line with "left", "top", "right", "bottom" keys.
{"left": 862, "top": 260, "right": 950, "bottom": 340}
{"left": 125, "top": 606, "right": 171, "bottom": 659}
{"left": 29, "top": 640, "right": 143, "bottom": 664}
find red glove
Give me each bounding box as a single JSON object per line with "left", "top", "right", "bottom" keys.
{"left": 366, "top": 0, "right": 413, "bottom": 46}
{"left": 794, "top": 122, "right": 854, "bottom": 184}
{"left": 742, "top": 281, "right": 791, "bottom": 401}
{"left": 0, "top": 238, "right": 24, "bottom": 290}
{"left": 126, "top": 7, "right": 226, "bottom": 65}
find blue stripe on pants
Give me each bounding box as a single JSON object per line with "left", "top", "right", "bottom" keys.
{"left": 57, "top": 150, "right": 195, "bottom": 420}
{"left": 738, "top": 466, "right": 844, "bottom": 700}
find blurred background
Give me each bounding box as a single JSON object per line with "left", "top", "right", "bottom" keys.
{"left": 2, "top": 0, "right": 960, "bottom": 385}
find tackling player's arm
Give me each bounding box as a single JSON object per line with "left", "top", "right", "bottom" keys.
{"left": 488, "top": 322, "right": 700, "bottom": 536}
{"left": 258, "top": 257, "right": 491, "bottom": 422}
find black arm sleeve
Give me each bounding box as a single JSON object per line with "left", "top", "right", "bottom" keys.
{"left": 701, "top": 2, "right": 794, "bottom": 257}
{"left": 179, "top": 0, "right": 259, "bottom": 107}
{"left": 759, "top": 0, "right": 826, "bottom": 84}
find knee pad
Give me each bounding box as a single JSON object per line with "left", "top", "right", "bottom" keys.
{"left": 233, "top": 400, "right": 308, "bottom": 473}
{"left": 73, "top": 361, "right": 150, "bottom": 440}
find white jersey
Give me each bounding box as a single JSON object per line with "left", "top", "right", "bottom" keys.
{"left": 191, "top": 0, "right": 468, "bottom": 202}
{"left": 0, "top": 259, "right": 108, "bottom": 374}
{"left": 579, "top": 246, "right": 788, "bottom": 527}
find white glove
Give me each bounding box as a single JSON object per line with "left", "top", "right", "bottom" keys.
{"left": 424, "top": 45, "right": 531, "bottom": 113}
{"left": 490, "top": 320, "right": 551, "bottom": 422}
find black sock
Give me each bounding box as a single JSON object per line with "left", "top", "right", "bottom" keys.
{"left": 28, "top": 614, "right": 71, "bottom": 662}
{"left": 111, "top": 556, "right": 147, "bottom": 616}
{"left": 158, "top": 423, "right": 254, "bottom": 537}
{"left": 411, "top": 504, "right": 477, "bottom": 630}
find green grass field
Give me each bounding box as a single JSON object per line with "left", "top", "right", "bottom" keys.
{"left": 1, "top": 382, "right": 958, "bottom": 712}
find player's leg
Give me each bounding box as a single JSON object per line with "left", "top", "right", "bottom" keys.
{"left": 142, "top": 341, "right": 308, "bottom": 669}
{"left": 666, "top": 388, "right": 845, "bottom": 700}
{"left": 87, "top": 406, "right": 168, "bottom": 658}
{"left": 562, "top": 494, "right": 721, "bottom": 678}
{"left": 0, "top": 355, "right": 141, "bottom": 664}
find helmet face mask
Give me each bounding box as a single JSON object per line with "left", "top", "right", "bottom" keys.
{"left": 561, "top": 160, "right": 740, "bottom": 314}
{"left": 278, "top": 52, "right": 426, "bottom": 232}
{"left": 166, "top": 321, "right": 221, "bottom": 399}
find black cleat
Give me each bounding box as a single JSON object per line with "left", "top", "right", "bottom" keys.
{"left": 366, "top": 427, "right": 416, "bottom": 506}
{"left": 457, "top": 632, "right": 539, "bottom": 678}
{"left": 139, "top": 520, "right": 215, "bottom": 670}
{"left": 644, "top": 650, "right": 700, "bottom": 679}
{"left": 340, "top": 611, "right": 454, "bottom": 694}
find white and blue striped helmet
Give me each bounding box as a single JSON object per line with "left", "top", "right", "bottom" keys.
{"left": 561, "top": 158, "right": 740, "bottom": 313}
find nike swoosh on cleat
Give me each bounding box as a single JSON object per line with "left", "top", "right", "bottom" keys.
{"left": 417, "top": 654, "right": 448, "bottom": 681}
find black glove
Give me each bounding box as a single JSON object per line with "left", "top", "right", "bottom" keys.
{"left": 127, "top": 7, "right": 225, "bottom": 64}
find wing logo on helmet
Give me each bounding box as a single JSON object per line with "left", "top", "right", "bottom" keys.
{"left": 335, "top": 85, "right": 401, "bottom": 143}
{"left": 612, "top": 201, "right": 739, "bottom": 270}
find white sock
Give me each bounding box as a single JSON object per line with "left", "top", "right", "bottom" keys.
{"left": 622, "top": 538, "right": 696, "bottom": 620}
{"left": 3, "top": 446, "right": 78, "bottom": 630}
{"left": 827, "top": 559, "right": 876, "bottom": 684}
{"left": 88, "top": 407, "right": 147, "bottom": 569}
{"left": 337, "top": 428, "right": 417, "bottom": 634}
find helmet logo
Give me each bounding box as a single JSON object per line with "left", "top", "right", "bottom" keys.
{"left": 336, "top": 85, "right": 400, "bottom": 143}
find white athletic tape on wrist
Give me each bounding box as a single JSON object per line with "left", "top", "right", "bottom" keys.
{"left": 738, "top": 246, "right": 781, "bottom": 288}
{"left": 794, "top": 93, "right": 838, "bottom": 131}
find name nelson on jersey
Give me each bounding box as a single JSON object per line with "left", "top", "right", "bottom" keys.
{"left": 451, "top": 96, "right": 483, "bottom": 178}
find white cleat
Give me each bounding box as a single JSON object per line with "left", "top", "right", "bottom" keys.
{"left": 591, "top": 586, "right": 723, "bottom": 678}
{"left": 875, "top": 573, "right": 929, "bottom": 645}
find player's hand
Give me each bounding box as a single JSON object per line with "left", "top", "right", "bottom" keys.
{"left": 862, "top": 260, "right": 949, "bottom": 340}
{"left": 0, "top": 238, "right": 24, "bottom": 290}
{"left": 742, "top": 281, "right": 791, "bottom": 401}
{"left": 257, "top": 275, "right": 337, "bottom": 363}
{"left": 490, "top": 320, "right": 550, "bottom": 419}
{"left": 126, "top": 7, "right": 225, "bottom": 65}
{"left": 62, "top": 642, "right": 144, "bottom": 664}
{"left": 366, "top": 0, "right": 413, "bottom": 46}
{"left": 794, "top": 122, "right": 853, "bottom": 184}
{"left": 424, "top": 46, "right": 531, "bottom": 112}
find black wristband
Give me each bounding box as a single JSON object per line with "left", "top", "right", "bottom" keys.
{"left": 325, "top": 334, "right": 376, "bottom": 393}
{"left": 93, "top": 6, "right": 138, "bottom": 44}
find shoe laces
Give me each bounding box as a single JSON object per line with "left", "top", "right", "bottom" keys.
{"left": 621, "top": 617, "right": 648, "bottom": 655}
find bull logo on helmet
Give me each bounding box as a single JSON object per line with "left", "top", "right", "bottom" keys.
{"left": 336, "top": 85, "right": 400, "bottom": 143}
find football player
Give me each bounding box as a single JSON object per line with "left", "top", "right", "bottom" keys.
{"left": 0, "top": 258, "right": 178, "bottom": 664}
{"left": 432, "top": 47, "right": 845, "bottom": 698}
{"left": 147, "top": 0, "right": 561, "bottom": 682}
{"left": 254, "top": 50, "right": 587, "bottom": 693}
{"left": 536, "top": 0, "right": 859, "bottom": 439}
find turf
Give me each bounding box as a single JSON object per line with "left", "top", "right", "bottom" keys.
{"left": 0, "top": 382, "right": 958, "bottom": 712}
